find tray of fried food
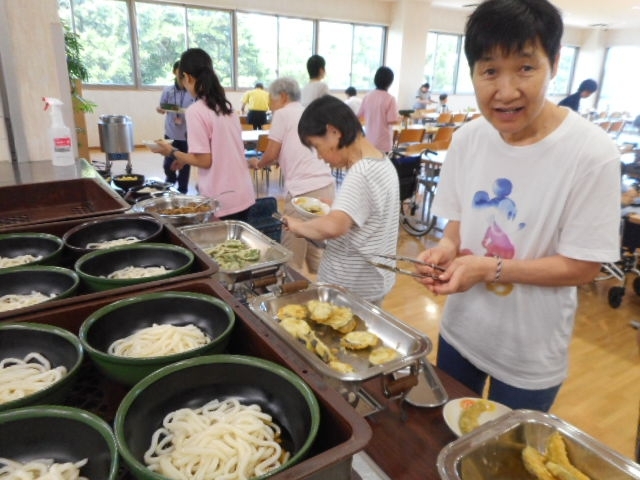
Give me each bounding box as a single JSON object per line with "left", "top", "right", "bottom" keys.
{"left": 248, "top": 282, "right": 431, "bottom": 382}
{"left": 437, "top": 409, "right": 640, "bottom": 480}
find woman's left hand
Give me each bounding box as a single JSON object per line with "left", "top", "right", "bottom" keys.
{"left": 419, "top": 254, "right": 496, "bottom": 295}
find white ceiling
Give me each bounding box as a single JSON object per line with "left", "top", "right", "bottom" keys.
{"left": 426, "top": 0, "right": 640, "bottom": 30}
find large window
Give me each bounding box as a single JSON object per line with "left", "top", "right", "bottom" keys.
{"left": 318, "top": 22, "right": 384, "bottom": 90}
{"left": 60, "top": 0, "right": 385, "bottom": 91}
{"left": 424, "top": 32, "right": 578, "bottom": 97}
{"left": 600, "top": 46, "right": 640, "bottom": 114}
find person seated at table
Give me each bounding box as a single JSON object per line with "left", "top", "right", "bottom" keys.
{"left": 284, "top": 95, "right": 400, "bottom": 304}
{"left": 344, "top": 86, "right": 362, "bottom": 116}
{"left": 558, "top": 79, "right": 598, "bottom": 112}
{"left": 438, "top": 93, "right": 450, "bottom": 114}
{"left": 358, "top": 66, "right": 400, "bottom": 154}
{"left": 248, "top": 77, "right": 336, "bottom": 274}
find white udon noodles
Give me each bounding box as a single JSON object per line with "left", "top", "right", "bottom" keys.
{"left": 144, "top": 398, "right": 290, "bottom": 480}
{"left": 0, "top": 254, "right": 42, "bottom": 268}
{"left": 108, "top": 323, "right": 211, "bottom": 358}
{"left": 0, "top": 457, "right": 88, "bottom": 480}
{"left": 105, "top": 265, "right": 169, "bottom": 279}
{"left": 0, "top": 291, "right": 56, "bottom": 313}
{"left": 85, "top": 236, "right": 140, "bottom": 250}
{"left": 0, "top": 352, "right": 67, "bottom": 404}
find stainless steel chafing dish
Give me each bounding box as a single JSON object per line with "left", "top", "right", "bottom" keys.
{"left": 248, "top": 282, "right": 431, "bottom": 402}
{"left": 437, "top": 409, "right": 640, "bottom": 479}
{"left": 179, "top": 220, "right": 292, "bottom": 288}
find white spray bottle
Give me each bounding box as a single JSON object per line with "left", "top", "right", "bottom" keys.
{"left": 43, "top": 97, "right": 75, "bottom": 166}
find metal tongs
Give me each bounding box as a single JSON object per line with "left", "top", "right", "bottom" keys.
{"left": 271, "top": 212, "right": 326, "bottom": 249}
{"left": 367, "top": 254, "right": 445, "bottom": 280}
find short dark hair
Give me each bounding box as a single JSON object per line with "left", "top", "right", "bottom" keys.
{"left": 578, "top": 79, "right": 598, "bottom": 93}
{"left": 345, "top": 86, "right": 357, "bottom": 96}
{"left": 374, "top": 66, "right": 394, "bottom": 90}
{"left": 464, "top": 0, "right": 563, "bottom": 72}
{"left": 421, "top": 83, "right": 430, "bottom": 90}
{"left": 255, "top": 82, "right": 264, "bottom": 89}
{"left": 306, "top": 55, "right": 326, "bottom": 79}
{"left": 439, "top": 93, "right": 448, "bottom": 101}
{"left": 298, "top": 95, "right": 363, "bottom": 149}
{"left": 172, "top": 60, "right": 180, "bottom": 72}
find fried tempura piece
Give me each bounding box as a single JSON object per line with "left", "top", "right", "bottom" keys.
{"left": 546, "top": 432, "right": 590, "bottom": 480}
{"left": 340, "top": 331, "right": 380, "bottom": 350}
{"left": 279, "top": 317, "right": 313, "bottom": 340}
{"left": 307, "top": 300, "right": 333, "bottom": 322}
{"left": 368, "top": 346, "right": 400, "bottom": 365}
{"left": 546, "top": 461, "right": 586, "bottom": 480}
{"left": 328, "top": 360, "right": 355, "bottom": 374}
{"left": 336, "top": 318, "right": 357, "bottom": 334}
{"left": 277, "top": 303, "right": 308, "bottom": 320}
{"left": 324, "top": 306, "right": 354, "bottom": 331}
{"left": 308, "top": 334, "right": 335, "bottom": 363}
{"left": 522, "top": 446, "right": 556, "bottom": 480}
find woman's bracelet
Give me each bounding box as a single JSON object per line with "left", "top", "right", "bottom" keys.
{"left": 494, "top": 255, "right": 503, "bottom": 282}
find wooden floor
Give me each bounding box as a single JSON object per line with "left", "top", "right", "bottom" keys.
{"left": 119, "top": 147, "right": 640, "bottom": 460}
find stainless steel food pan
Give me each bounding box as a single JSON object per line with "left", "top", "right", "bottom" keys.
{"left": 437, "top": 409, "right": 640, "bottom": 479}
{"left": 248, "top": 282, "right": 431, "bottom": 383}
{"left": 179, "top": 221, "right": 292, "bottom": 283}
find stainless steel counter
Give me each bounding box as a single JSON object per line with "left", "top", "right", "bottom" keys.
{"left": 0, "top": 159, "right": 100, "bottom": 187}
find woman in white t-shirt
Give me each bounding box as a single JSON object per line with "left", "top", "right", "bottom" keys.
{"left": 248, "top": 77, "right": 335, "bottom": 274}
{"left": 155, "top": 48, "right": 255, "bottom": 220}
{"left": 284, "top": 95, "right": 400, "bottom": 303}
{"left": 414, "top": 0, "right": 620, "bottom": 412}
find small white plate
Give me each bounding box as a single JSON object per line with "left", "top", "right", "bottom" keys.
{"left": 142, "top": 139, "right": 171, "bottom": 153}
{"left": 442, "top": 397, "right": 511, "bottom": 437}
{"left": 291, "top": 196, "right": 330, "bottom": 218}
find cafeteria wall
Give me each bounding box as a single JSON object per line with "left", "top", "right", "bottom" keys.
{"left": 2, "top": 0, "right": 640, "bottom": 160}
{"left": 0, "top": 0, "right": 75, "bottom": 163}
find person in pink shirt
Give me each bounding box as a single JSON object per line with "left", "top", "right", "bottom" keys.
{"left": 357, "top": 66, "right": 400, "bottom": 153}
{"left": 249, "top": 77, "right": 335, "bottom": 273}
{"left": 155, "top": 48, "right": 255, "bottom": 220}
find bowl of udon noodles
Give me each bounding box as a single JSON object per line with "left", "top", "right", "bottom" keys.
{"left": 0, "top": 322, "right": 84, "bottom": 412}
{"left": 132, "top": 194, "right": 219, "bottom": 226}
{"left": 114, "top": 354, "right": 320, "bottom": 480}
{"left": 0, "top": 405, "right": 119, "bottom": 480}
{"left": 62, "top": 214, "right": 164, "bottom": 258}
{"left": 74, "top": 243, "right": 194, "bottom": 292}
{"left": 79, "top": 291, "right": 236, "bottom": 385}
{"left": 0, "top": 266, "right": 80, "bottom": 314}
{"left": 0, "top": 232, "right": 64, "bottom": 268}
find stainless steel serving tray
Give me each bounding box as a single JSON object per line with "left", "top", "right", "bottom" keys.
{"left": 179, "top": 221, "right": 292, "bottom": 284}
{"left": 248, "top": 282, "right": 431, "bottom": 383}
{"left": 437, "top": 409, "right": 640, "bottom": 479}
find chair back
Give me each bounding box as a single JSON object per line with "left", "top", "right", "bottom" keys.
{"left": 608, "top": 120, "right": 625, "bottom": 138}
{"left": 452, "top": 113, "right": 467, "bottom": 123}
{"left": 257, "top": 134, "right": 270, "bottom": 153}
{"left": 396, "top": 128, "right": 425, "bottom": 145}
{"left": 599, "top": 121, "right": 611, "bottom": 132}
{"left": 241, "top": 123, "right": 254, "bottom": 131}
{"left": 437, "top": 112, "right": 453, "bottom": 124}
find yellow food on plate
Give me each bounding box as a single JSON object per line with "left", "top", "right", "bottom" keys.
{"left": 329, "top": 360, "right": 355, "bottom": 374}
{"left": 458, "top": 398, "right": 495, "bottom": 434}
{"left": 278, "top": 317, "right": 313, "bottom": 342}
{"left": 368, "top": 346, "right": 400, "bottom": 365}
{"left": 340, "top": 331, "right": 380, "bottom": 350}
{"left": 306, "top": 300, "right": 333, "bottom": 322}
{"left": 277, "top": 303, "right": 308, "bottom": 320}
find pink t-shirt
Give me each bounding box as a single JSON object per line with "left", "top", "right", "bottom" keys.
{"left": 358, "top": 90, "right": 398, "bottom": 152}
{"left": 186, "top": 99, "right": 255, "bottom": 217}
{"left": 268, "top": 102, "right": 334, "bottom": 197}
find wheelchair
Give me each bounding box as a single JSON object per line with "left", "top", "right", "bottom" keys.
{"left": 390, "top": 148, "right": 441, "bottom": 237}
{"left": 600, "top": 213, "right": 640, "bottom": 308}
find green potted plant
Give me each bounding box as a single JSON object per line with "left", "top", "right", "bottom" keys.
{"left": 64, "top": 24, "right": 96, "bottom": 160}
